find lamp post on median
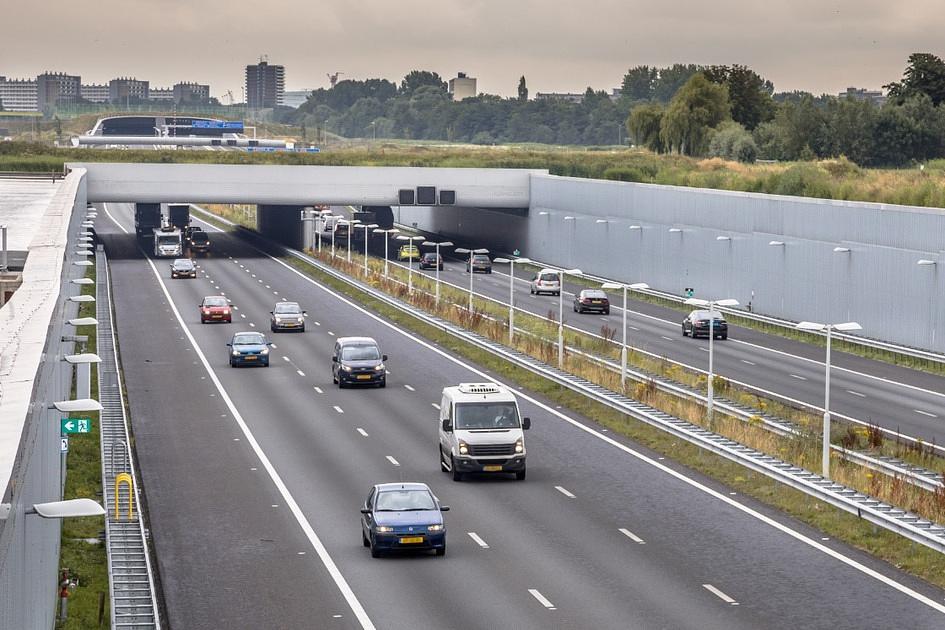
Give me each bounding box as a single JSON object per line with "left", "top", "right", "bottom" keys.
{"left": 557, "top": 268, "right": 583, "bottom": 367}
{"left": 341, "top": 219, "right": 361, "bottom": 263}
{"left": 684, "top": 296, "right": 739, "bottom": 418}
{"left": 373, "top": 228, "right": 400, "bottom": 277}
{"left": 396, "top": 235, "right": 424, "bottom": 293}
{"left": 796, "top": 320, "right": 862, "bottom": 478}
{"left": 601, "top": 281, "right": 649, "bottom": 388}
{"left": 329, "top": 215, "right": 344, "bottom": 259}
{"left": 422, "top": 239, "right": 454, "bottom": 306}
{"left": 358, "top": 223, "right": 379, "bottom": 275}
{"left": 493, "top": 256, "right": 532, "bottom": 344}
{"left": 455, "top": 247, "right": 490, "bottom": 312}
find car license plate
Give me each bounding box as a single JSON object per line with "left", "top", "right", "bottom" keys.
{"left": 244, "top": 355, "right": 257, "bottom": 361}
{"left": 483, "top": 465, "right": 503, "bottom": 472}
{"left": 592, "top": 300, "right": 602, "bottom": 304}
{"left": 399, "top": 536, "right": 424, "bottom": 544}
{"left": 212, "top": 315, "right": 221, "bottom": 318}
{"left": 356, "top": 374, "right": 371, "bottom": 380}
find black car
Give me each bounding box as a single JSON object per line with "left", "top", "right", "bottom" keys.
{"left": 573, "top": 289, "right": 610, "bottom": 314}
{"left": 419, "top": 252, "right": 443, "bottom": 270}
{"left": 189, "top": 230, "right": 210, "bottom": 254}
{"left": 466, "top": 254, "right": 492, "bottom": 274}
{"left": 170, "top": 258, "right": 197, "bottom": 279}
{"left": 682, "top": 310, "right": 728, "bottom": 339}
{"left": 332, "top": 336, "right": 387, "bottom": 388}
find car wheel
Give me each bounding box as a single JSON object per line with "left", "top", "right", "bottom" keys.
{"left": 300, "top": 325, "right": 305, "bottom": 333}
{"left": 554, "top": 291, "right": 560, "bottom": 297}
{"left": 362, "top": 530, "right": 370, "bottom": 547}
{"left": 435, "top": 545, "right": 446, "bottom": 557}
{"left": 682, "top": 326, "right": 688, "bottom": 337}
{"left": 263, "top": 361, "right": 270, "bottom": 367}
{"left": 440, "top": 447, "right": 449, "bottom": 472}
{"left": 451, "top": 456, "right": 463, "bottom": 482}
{"left": 270, "top": 325, "right": 276, "bottom": 332}
{"left": 516, "top": 467, "right": 526, "bottom": 481}
{"left": 604, "top": 308, "right": 610, "bottom": 315}
{"left": 529, "top": 286, "right": 534, "bottom": 294}
{"left": 229, "top": 360, "right": 235, "bottom": 367}
{"left": 721, "top": 333, "right": 728, "bottom": 340}
{"left": 379, "top": 379, "right": 386, "bottom": 388}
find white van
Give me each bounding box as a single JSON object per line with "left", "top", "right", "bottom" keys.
{"left": 438, "top": 383, "right": 530, "bottom": 481}
{"left": 529, "top": 269, "right": 561, "bottom": 296}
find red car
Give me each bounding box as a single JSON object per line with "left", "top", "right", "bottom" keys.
{"left": 199, "top": 296, "right": 232, "bottom": 323}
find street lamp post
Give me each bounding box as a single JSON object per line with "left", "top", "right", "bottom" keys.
{"left": 684, "top": 297, "right": 739, "bottom": 418}
{"left": 341, "top": 219, "right": 361, "bottom": 263}
{"left": 602, "top": 281, "right": 649, "bottom": 388}
{"left": 396, "top": 235, "right": 424, "bottom": 293}
{"left": 372, "top": 228, "right": 399, "bottom": 277}
{"left": 358, "top": 223, "right": 379, "bottom": 274}
{"left": 455, "top": 247, "right": 490, "bottom": 312}
{"left": 556, "top": 268, "right": 583, "bottom": 367}
{"left": 796, "top": 320, "right": 862, "bottom": 478}
{"left": 422, "top": 240, "right": 454, "bottom": 306}
{"left": 493, "top": 257, "right": 532, "bottom": 344}
{"left": 329, "top": 215, "right": 344, "bottom": 259}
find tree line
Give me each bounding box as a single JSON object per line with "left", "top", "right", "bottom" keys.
{"left": 283, "top": 53, "right": 945, "bottom": 167}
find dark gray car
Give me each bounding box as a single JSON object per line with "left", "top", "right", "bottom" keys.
{"left": 332, "top": 336, "right": 387, "bottom": 388}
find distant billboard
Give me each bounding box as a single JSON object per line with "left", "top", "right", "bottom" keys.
{"left": 191, "top": 120, "right": 244, "bottom": 131}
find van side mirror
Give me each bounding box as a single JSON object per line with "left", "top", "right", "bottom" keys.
{"left": 440, "top": 506, "right": 450, "bottom": 512}
{"left": 441, "top": 418, "right": 452, "bottom": 432}
{"left": 331, "top": 356, "right": 338, "bottom": 363}
{"left": 269, "top": 311, "right": 274, "bottom": 315}
{"left": 382, "top": 354, "right": 388, "bottom": 362}
{"left": 522, "top": 417, "right": 531, "bottom": 430}
{"left": 226, "top": 343, "right": 232, "bottom": 347}
{"left": 360, "top": 508, "right": 370, "bottom": 514}
{"left": 303, "top": 311, "right": 308, "bottom": 315}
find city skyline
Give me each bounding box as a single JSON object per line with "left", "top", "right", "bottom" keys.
{"left": 2, "top": 0, "right": 941, "bottom": 101}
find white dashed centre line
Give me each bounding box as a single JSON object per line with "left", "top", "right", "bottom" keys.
{"left": 314, "top": 321, "right": 321, "bottom": 326}
{"left": 297, "top": 370, "right": 306, "bottom": 377}
{"left": 356, "top": 428, "right": 369, "bottom": 437}
{"left": 404, "top": 384, "right": 415, "bottom": 392}
{"left": 741, "top": 360, "right": 756, "bottom": 366}
{"left": 554, "top": 486, "right": 575, "bottom": 499}
{"left": 283, "top": 356, "right": 291, "bottom": 362}
{"left": 790, "top": 374, "right": 807, "bottom": 380}
{"left": 915, "top": 409, "right": 938, "bottom": 418}
{"left": 313, "top": 386, "right": 324, "bottom": 394}
{"left": 328, "top": 331, "right": 335, "bottom": 336}
{"left": 703, "top": 584, "right": 739, "bottom": 606}
{"left": 467, "top": 532, "right": 489, "bottom": 548}
{"left": 628, "top": 325, "right": 639, "bottom": 331}
{"left": 699, "top": 347, "right": 709, "bottom": 352}
{"left": 386, "top": 455, "right": 400, "bottom": 467}
{"left": 661, "top": 335, "right": 673, "bottom": 341}
{"left": 265, "top": 285, "right": 271, "bottom": 289}
{"left": 528, "top": 589, "right": 556, "bottom": 610}
{"left": 847, "top": 390, "right": 866, "bottom": 398}
{"left": 431, "top": 403, "right": 441, "bottom": 410}
{"left": 249, "top": 322, "right": 256, "bottom": 328}
{"left": 240, "top": 314, "right": 246, "bottom": 318}
{"left": 333, "top": 406, "right": 344, "bottom": 414}
{"left": 619, "top": 528, "right": 645, "bottom": 544}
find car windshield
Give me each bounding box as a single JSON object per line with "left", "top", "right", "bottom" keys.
{"left": 402, "top": 245, "right": 417, "bottom": 251}
{"left": 204, "top": 297, "right": 227, "bottom": 307}
{"left": 455, "top": 402, "right": 520, "bottom": 429}
{"left": 694, "top": 310, "right": 723, "bottom": 320}
{"left": 539, "top": 273, "right": 558, "bottom": 282}
{"left": 233, "top": 333, "right": 265, "bottom": 345}
{"left": 274, "top": 303, "right": 301, "bottom": 314}
{"left": 375, "top": 489, "right": 436, "bottom": 512}
{"left": 341, "top": 344, "right": 380, "bottom": 361}
{"left": 423, "top": 253, "right": 437, "bottom": 260}
{"left": 472, "top": 255, "right": 490, "bottom": 263}
{"left": 191, "top": 233, "right": 209, "bottom": 243}
{"left": 583, "top": 290, "right": 606, "bottom": 298}
{"left": 173, "top": 260, "right": 193, "bottom": 269}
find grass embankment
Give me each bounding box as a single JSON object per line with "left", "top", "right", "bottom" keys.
{"left": 4, "top": 140, "right": 945, "bottom": 208}
{"left": 58, "top": 261, "right": 109, "bottom": 628}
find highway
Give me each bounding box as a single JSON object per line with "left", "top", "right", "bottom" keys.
{"left": 348, "top": 219, "right": 945, "bottom": 449}
{"left": 98, "top": 202, "right": 945, "bottom": 629}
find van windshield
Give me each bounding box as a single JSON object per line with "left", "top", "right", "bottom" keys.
{"left": 455, "top": 402, "right": 520, "bottom": 429}
{"left": 341, "top": 344, "right": 380, "bottom": 361}
{"left": 539, "top": 273, "right": 558, "bottom": 282}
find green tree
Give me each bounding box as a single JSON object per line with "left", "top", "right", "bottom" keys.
{"left": 652, "top": 64, "right": 703, "bottom": 102}
{"left": 708, "top": 121, "right": 756, "bottom": 162}
{"left": 659, "top": 74, "right": 731, "bottom": 155}
{"left": 399, "top": 70, "right": 447, "bottom": 95}
{"left": 518, "top": 76, "right": 528, "bottom": 101}
{"left": 885, "top": 53, "right": 945, "bottom": 106}
{"left": 703, "top": 64, "right": 774, "bottom": 130}
{"left": 827, "top": 97, "right": 876, "bottom": 164}
{"left": 754, "top": 96, "right": 830, "bottom": 160}
{"left": 620, "top": 66, "right": 656, "bottom": 101}
{"left": 626, "top": 103, "right": 664, "bottom": 152}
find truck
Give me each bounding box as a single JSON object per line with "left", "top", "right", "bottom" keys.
{"left": 153, "top": 226, "right": 183, "bottom": 257}
{"left": 134, "top": 203, "right": 162, "bottom": 240}
{"left": 169, "top": 204, "right": 191, "bottom": 235}
{"left": 352, "top": 209, "right": 376, "bottom": 225}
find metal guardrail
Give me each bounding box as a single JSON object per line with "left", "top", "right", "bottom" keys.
{"left": 0, "top": 170, "right": 64, "bottom": 181}
{"left": 96, "top": 248, "right": 161, "bottom": 629}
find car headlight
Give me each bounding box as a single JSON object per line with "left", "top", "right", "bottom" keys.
{"left": 342, "top": 365, "right": 353, "bottom": 372}
{"left": 374, "top": 363, "right": 385, "bottom": 372}
{"left": 376, "top": 526, "right": 394, "bottom": 533}
{"left": 427, "top": 524, "right": 443, "bottom": 532}
{"left": 261, "top": 348, "right": 269, "bottom": 355}
{"left": 222, "top": 309, "right": 230, "bottom": 315}
{"left": 297, "top": 317, "right": 304, "bottom": 322}
{"left": 232, "top": 350, "right": 240, "bottom": 356}
{"left": 515, "top": 439, "right": 524, "bottom": 454}
{"left": 458, "top": 441, "right": 469, "bottom": 456}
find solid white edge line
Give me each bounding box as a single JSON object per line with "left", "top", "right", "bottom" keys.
{"left": 528, "top": 588, "right": 555, "bottom": 609}
{"left": 554, "top": 486, "right": 575, "bottom": 498}
{"left": 187, "top": 207, "right": 945, "bottom": 616}
{"left": 618, "top": 528, "right": 645, "bottom": 544}
{"left": 467, "top": 532, "right": 489, "bottom": 548}
{"left": 702, "top": 583, "right": 738, "bottom": 605}
{"left": 386, "top": 455, "right": 400, "bottom": 467}
{"left": 104, "top": 204, "right": 376, "bottom": 629}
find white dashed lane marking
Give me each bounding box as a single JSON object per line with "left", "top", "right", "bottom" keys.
{"left": 661, "top": 336, "right": 673, "bottom": 341}
{"left": 790, "top": 374, "right": 807, "bottom": 380}
{"left": 431, "top": 403, "right": 441, "bottom": 410}
{"left": 703, "top": 584, "right": 739, "bottom": 606}
{"left": 297, "top": 370, "right": 306, "bottom": 377}
{"left": 313, "top": 386, "right": 324, "bottom": 394}
{"left": 847, "top": 390, "right": 866, "bottom": 398}
{"left": 404, "top": 384, "right": 415, "bottom": 392}
{"left": 741, "top": 360, "right": 755, "bottom": 366}
{"left": 619, "top": 528, "right": 645, "bottom": 544}
{"left": 356, "top": 428, "right": 369, "bottom": 437}
{"left": 386, "top": 455, "right": 400, "bottom": 467}
{"left": 528, "top": 589, "right": 556, "bottom": 610}
{"left": 915, "top": 409, "right": 938, "bottom": 418}
{"left": 554, "top": 486, "right": 575, "bottom": 499}
{"left": 249, "top": 322, "right": 256, "bottom": 328}
{"left": 467, "top": 532, "right": 489, "bottom": 548}
{"left": 333, "top": 406, "right": 344, "bottom": 414}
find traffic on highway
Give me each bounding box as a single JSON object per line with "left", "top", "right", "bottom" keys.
{"left": 93, "top": 201, "right": 945, "bottom": 629}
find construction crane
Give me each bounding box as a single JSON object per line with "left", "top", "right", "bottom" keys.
{"left": 327, "top": 72, "right": 344, "bottom": 88}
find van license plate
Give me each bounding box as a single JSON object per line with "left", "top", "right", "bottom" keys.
{"left": 399, "top": 536, "right": 424, "bottom": 544}
{"left": 483, "top": 465, "right": 503, "bottom": 472}
{"left": 356, "top": 375, "right": 371, "bottom": 380}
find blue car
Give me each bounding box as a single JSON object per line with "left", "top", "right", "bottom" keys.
{"left": 361, "top": 483, "right": 449, "bottom": 558}
{"left": 227, "top": 331, "right": 272, "bottom": 367}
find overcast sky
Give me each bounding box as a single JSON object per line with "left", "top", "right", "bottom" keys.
{"left": 2, "top": 0, "right": 941, "bottom": 100}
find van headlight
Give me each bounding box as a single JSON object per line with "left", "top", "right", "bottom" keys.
{"left": 376, "top": 526, "right": 394, "bottom": 533}
{"left": 374, "top": 363, "right": 385, "bottom": 372}
{"left": 232, "top": 350, "right": 240, "bottom": 356}
{"left": 427, "top": 524, "right": 443, "bottom": 532}
{"left": 458, "top": 441, "right": 469, "bottom": 456}
{"left": 261, "top": 348, "right": 269, "bottom": 355}
{"left": 514, "top": 439, "right": 524, "bottom": 454}
{"left": 342, "top": 365, "right": 353, "bottom": 372}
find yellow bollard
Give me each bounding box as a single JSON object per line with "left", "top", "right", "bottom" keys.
{"left": 114, "top": 473, "right": 134, "bottom": 520}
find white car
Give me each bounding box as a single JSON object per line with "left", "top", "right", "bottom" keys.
{"left": 529, "top": 269, "right": 561, "bottom": 296}
{"left": 438, "top": 383, "right": 530, "bottom": 481}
